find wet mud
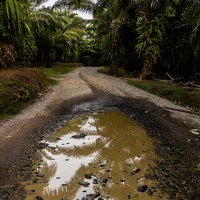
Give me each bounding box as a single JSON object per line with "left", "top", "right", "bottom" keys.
{"left": 25, "top": 111, "right": 164, "bottom": 200}
{"left": 0, "top": 89, "right": 200, "bottom": 200}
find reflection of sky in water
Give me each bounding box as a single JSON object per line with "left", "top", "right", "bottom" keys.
{"left": 46, "top": 133, "right": 101, "bottom": 149}
{"left": 79, "top": 117, "right": 97, "bottom": 132}
{"left": 41, "top": 115, "right": 147, "bottom": 195}
{"left": 40, "top": 117, "right": 104, "bottom": 195}
{"left": 74, "top": 176, "right": 96, "bottom": 200}
{"left": 125, "top": 155, "right": 144, "bottom": 165}
{"left": 43, "top": 150, "right": 99, "bottom": 195}
{"left": 79, "top": 116, "right": 104, "bottom": 133}
{"left": 26, "top": 112, "right": 159, "bottom": 200}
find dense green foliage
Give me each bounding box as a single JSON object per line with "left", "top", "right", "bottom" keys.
{"left": 78, "top": 0, "right": 200, "bottom": 80}
{"left": 37, "top": 62, "right": 82, "bottom": 78}
{"left": 0, "top": 0, "right": 87, "bottom": 67}
{"left": 0, "top": 0, "right": 200, "bottom": 80}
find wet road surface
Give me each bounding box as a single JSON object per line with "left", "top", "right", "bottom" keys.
{"left": 0, "top": 67, "right": 200, "bottom": 200}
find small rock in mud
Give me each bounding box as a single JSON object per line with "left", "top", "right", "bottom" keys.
{"left": 35, "top": 196, "right": 43, "bottom": 200}
{"left": 99, "top": 164, "right": 105, "bottom": 168}
{"left": 190, "top": 129, "right": 200, "bottom": 135}
{"left": 36, "top": 173, "right": 45, "bottom": 178}
{"left": 146, "top": 189, "right": 154, "bottom": 196}
{"left": 23, "top": 164, "right": 32, "bottom": 168}
{"left": 37, "top": 143, "right": 48, "bottom": 149}
{"left": 32, "top": 178, "right": 40, "bottom": 183}
{"left": 85, "top": 173, "right": 92, "bottom": 179}
{"left": 84, "top": 192, "right": 101, "bottom": 200}
{"left": 133, "top": 168, "right": 141, "bottom": 173}
{"left": 78, "top": 181, "right": 90, "bottom": 187}
{"left": 102, "top": 179, "right": 108, "bottom": 183}
{"left": 94, "top": 192, "right": 101, "bottom": 198}
{"left": 72, "top": 134, "right": 86, "bottom": 139}
{"left": 0, "top": 185, "right": 15, "bottom": 189}
{"left": 92, "top": 178, "right": 98, "bottom": 184}
{"left": 138, "top": 185, "right": 148, "bottom": 192}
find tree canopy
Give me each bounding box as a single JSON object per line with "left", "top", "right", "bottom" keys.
{"left": 0, "top": 0, "right": 200, "bottom": 80}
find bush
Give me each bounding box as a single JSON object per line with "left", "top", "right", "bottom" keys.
{"left": 0, "top": 68, "right": 50, "bottom": 116}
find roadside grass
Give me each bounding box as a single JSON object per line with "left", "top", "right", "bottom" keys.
{"left": 98, "top": 67, "right": 110, "bottom": 75}
{"left": 126, "top": 79, "right": 200, "bottom": 112}
{"left": 0, "top": 62, "right": 79, "bottom": 120}
{"left": 97, "top": 67, "right": 200, "bottom": 112}
{"left": 0, "top": 68, "right": 50, "bottom": 119}
{"left": 98, "top": 67, "right": 133, "bottom": 77}
{"left": 37, "top": 62, "right": 82, "bottom": 79}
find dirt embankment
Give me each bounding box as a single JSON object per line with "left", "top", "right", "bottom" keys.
{"left": 0, "top": 68, "right": 51, "bottom": 117}
{"left": 0, "top": 67, "right": 200, "bottom": 200}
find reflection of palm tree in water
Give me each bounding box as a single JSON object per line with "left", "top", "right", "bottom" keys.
{"left": 34, "top": 112, "right": 157, "bottom": 200}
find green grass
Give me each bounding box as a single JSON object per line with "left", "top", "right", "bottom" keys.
{"left": 98, "top": 67, "right": 129, "bottom": 77}
{"left": 127, "top": 79, "right": 200, "bottom": 112}
{"left": 98, "top": 67, "right": 110, "bottom": 75}
{"left": 37, "top": 62, "right": 81, "bottom": 78}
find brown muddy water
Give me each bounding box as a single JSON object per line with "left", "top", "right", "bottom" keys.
{"left": 24, "top": 111, "right": 166, "bottom": 200}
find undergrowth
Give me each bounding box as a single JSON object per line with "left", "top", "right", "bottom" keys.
{"left": 98, "top": 67, "right": 128, "bottom": 77}
{"left": 127, "top": 79, "right": 200, "bottom": 112}
{"left": 0, "top": 68, "right": 50, "bottom": 119}
{"left": 0, "top": 62, "right": 79, "bottom": 119}
{"left": 37, "top": 62, "right": 82, "bottom": 78}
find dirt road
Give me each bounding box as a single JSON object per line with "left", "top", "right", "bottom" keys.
{"left": 0, "top": 67, "right": 200, "bottom": 200}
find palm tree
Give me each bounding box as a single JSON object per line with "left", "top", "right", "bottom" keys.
{"left": 0, "top": 0, "right": 37, "bottom": 67}
{"left": 52, "top": 0, "right": 95, "bottom": 12}
{"left": 156, "top": 0, "right": 199, "bottom": 79}
{"left": 0, "top": 0, "right": 25, "bottom": 67}
{"left": 93, "top": 0, "right": 131, "bottom": 75}
{"left": 30, "top": 5, "right": 85, "bottom": 65}
{"left": 135, "top": 0, "right": 168, "bottom": 79}
{"left": 189, "top": 1, "right": 200, "bottom": 56}
{"left": 53, "top": 12, "right": 85, "bottom": 62}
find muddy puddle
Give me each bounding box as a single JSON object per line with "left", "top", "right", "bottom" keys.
{"left": 24, "top": 111, "right": 166, "bottom": 200}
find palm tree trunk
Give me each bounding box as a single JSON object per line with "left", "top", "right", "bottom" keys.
{"left": 145, "top": 0, "right": 152, "bottom": 22}
{"left": 0, "top": 42, "right": 15, "bottom": 68}
{"left": 109, "top": 59, "right": 119, "bottom": 76}
{"left": 140, "top": 60, "right": 153, "bottom": 79}
{"left": 109, "top": 64, "right": 119, "bottom": 76}
{"left": 140, "top": 0, "right": 153, "bottom": 79}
